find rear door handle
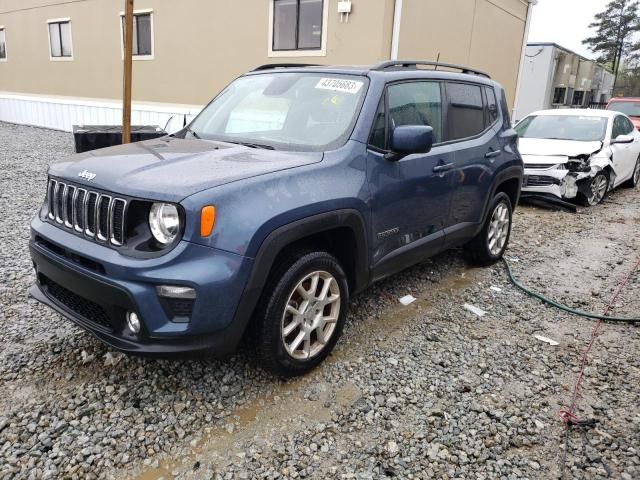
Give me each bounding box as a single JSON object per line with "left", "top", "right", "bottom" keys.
{"left": 485, "top": 150, "right": 501, "bottom": 159}
{"left": 432, "top": 162, "right": 454, "bottom": 173}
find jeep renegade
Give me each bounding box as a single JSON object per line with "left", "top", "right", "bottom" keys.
{"left": 30, "top": 61, "right": 523, "bottom": 376}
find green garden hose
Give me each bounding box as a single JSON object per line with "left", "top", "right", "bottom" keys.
{"left": 502, "top": 258, "right": 640, "bottom": 323}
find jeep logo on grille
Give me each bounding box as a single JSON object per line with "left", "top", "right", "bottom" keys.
{"left": 78, "top": 170, "right": 96, "bottom": 181}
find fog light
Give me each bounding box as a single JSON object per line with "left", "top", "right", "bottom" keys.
{"left": 156, "top": 285, "right": 197, "bottom": 299}
{"left": 127, "top": 311, "right": 141, "bottom": 334}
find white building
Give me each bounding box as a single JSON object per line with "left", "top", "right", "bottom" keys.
{"left": 514, "top": 42, "right": 615, "bottom": 121}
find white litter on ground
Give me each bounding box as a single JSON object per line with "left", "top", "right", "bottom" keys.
{"left": 463, "top": 303, "right": 486, "bottom": 317}
{"left": 399, "top": 295, "right": 416, "bottom": 306}
{"left": 490, "top": 286, "right": 502, "bottom": 293}
{"left": 534, "top": 334, "right": 559, "bottom": 346}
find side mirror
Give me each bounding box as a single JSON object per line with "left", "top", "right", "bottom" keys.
{"left": 612, "top": 134, "right": 634, "bottom": 145}
{"left": 385, "top": 125, "right": 433, "bottom": 161}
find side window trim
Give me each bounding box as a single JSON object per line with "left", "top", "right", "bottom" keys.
{"left": 484, "top": 86, "right": 500, "bottom": 129}
{"left": 441, "top": 80, "right": 497, "bottom": 145}
{"left": 367, "top": 79, "right": 445, "bottom": 153}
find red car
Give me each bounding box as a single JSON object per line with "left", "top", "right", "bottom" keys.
{"left": 607, "top": 97, "right": 640, "bottom": 130}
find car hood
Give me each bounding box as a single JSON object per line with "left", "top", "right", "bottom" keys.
{"left": 519, "top": 138, "right": 603, "bottom": 165}
{"left": 49, "top": 137, "right": 323, "bottom": 202}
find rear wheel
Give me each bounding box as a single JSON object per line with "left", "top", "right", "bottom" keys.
{"left": 466, "top": 192, "right": 513, "bottom": 267}
{"left": 254, "top": 250, "right": 349, "bottom": 377}
{"left": 624, "top": 156, "right": 640, "bottom": 188}
{"left": 579, "top": 171, "right": 608, "bottom": 206}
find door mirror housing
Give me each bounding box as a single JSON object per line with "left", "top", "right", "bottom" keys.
{"left": 612, "top": 134, "right": 634, "bottom": 145}
{"left": 385, "top": 125, "right": 434, "bottom": 161}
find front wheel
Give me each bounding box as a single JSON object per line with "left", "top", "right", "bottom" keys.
{"left": 579, "top": 171, "right": 608, "bottom": 206}
{"left": 254, "top": 250, "right": 349, "bottom": 377}
{"left": 466, "top": 192, "right": 513, "bottom": 267}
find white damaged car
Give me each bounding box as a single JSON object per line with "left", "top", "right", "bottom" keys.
{"left": 515, "top": 109, "right": 640, "bottom": 206}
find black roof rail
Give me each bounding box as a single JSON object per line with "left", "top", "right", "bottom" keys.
{"left": 371, "top": 60, "right": 491, "bottom": 79}
{"left": 252, "top": 63, "right": 322, "bottom": 71}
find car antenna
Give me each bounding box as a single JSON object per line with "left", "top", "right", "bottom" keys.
{"left": 434, "top": 53, "right": 440, "bottom": 71}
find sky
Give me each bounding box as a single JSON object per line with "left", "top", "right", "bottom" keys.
{"left": 528, "top": 0, "right": 611, "bottom": 59}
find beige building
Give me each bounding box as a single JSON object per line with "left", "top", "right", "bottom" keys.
{"left": 0, "top": 0, "right": 535, "bottom": 132}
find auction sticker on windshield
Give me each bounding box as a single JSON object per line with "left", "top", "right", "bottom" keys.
{"left": 316, "top": 78, "right": 364, "bottom": 94}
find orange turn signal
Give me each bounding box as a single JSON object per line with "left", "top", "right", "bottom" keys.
{"left": 200, "top": 205, "right": 216, "bottom": 237}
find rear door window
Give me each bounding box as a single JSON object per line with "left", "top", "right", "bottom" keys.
{"left": 445, "top": 82, "right": 486, "bottom": 141}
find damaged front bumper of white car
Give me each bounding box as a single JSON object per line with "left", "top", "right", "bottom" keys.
{"left": 522, "top": 151, "right": 616, "bottom": 202}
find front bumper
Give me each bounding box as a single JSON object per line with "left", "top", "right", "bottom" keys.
{"left": 29, "top": 216, "right": 254, "bottom": 357}
{"left": 522, "top": 167, "right": 581, "bottom": 200}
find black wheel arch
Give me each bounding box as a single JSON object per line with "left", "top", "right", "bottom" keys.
{"left": 224, "top": 209, "right": 370, "bottom": 350}
{"left": 480, "top": 164, "right": 522, "bottom": 228}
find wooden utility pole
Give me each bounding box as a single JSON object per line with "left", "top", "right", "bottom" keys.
{"left": 122, "top": 0, "right": 134, "bottom": 144}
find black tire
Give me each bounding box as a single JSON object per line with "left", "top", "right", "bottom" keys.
{"left": 578, "top": 171, "right": 609, "bottom": 206}
{"left": 623, "top": 156, "right": 640, "bottom": 188}
{"left": 253, "top": 250, "right": 349, "bottom": 377}
{"left": 466, "top": 192, "right": 513, "bottom": 267}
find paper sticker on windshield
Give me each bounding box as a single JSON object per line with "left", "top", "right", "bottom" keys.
{"left": 315, "top": 78, "right": 363, "bottom": 94}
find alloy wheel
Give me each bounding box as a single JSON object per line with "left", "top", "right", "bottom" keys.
{"left": 588, "top": 173, "right": 608, "bottom": 205}
{"left": 487, "top": 201, "right": 510, "bottom": 256}
{"left": 281, "top": 271, "right": 341, "bottom": 360}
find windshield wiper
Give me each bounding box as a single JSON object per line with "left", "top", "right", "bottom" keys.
{"left": 227, "top": 141, "right": 275, "bottom": 150}
{"left": 185, "top": 125, "right": 201, "bottom": 139}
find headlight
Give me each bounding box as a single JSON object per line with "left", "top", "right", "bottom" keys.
{"left": 149, "top": 203, "right": 180, "bottom": 245}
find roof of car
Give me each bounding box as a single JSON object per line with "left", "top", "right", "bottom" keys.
{"left": 528, "top": 109, "right": 619, "bottom": 118}
{"left": 608, "top": 97, "right": 640, "bottom": 103}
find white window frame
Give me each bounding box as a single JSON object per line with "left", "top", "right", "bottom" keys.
{"left": 0, "top": 26, "right": 7, "bottom": 62}
{"left": 47, "top": 18, "right": 73, "bottom": 62}
{"left": 268, "top": 0, "right": 328, "bottom": 58}
{"left": 119, "top": 8, "right": 154, "bottom": 61}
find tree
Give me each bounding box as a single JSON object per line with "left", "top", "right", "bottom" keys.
{"left": 583, "top": 0, "right": 640, "bottom": 89}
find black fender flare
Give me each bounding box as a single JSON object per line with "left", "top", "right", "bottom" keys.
{"left": 223, "top": 209, "right": 370, "bottom": 349}
{"left": 481, "top": 164, "right": 523, "bottom": 224}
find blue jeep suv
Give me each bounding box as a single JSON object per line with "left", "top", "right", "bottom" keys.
{"left": 29, "top": 61, "right": 523, "bottom": 376}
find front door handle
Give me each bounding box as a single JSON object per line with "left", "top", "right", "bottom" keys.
{"left": 485, "top": 149, "right": 501, "bottom": 159}
{"left": 433, "top": 162, "right": 454, "bottom": 173}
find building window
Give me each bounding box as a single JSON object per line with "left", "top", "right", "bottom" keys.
{"left": 120, "top": 11, "right": 153, "bottom": 58}
{"left": 572, "top": 90, "right": 585, "bottom": 106}
{"left": 552, "top": 87, "right": 566, "bottom": 105}
{"left": 48, "top": 20, "right": 73, "bottom": 59}
{"left": 269, "top": 0, "right": 327, "bottom": 57}
{"left": 0, "top": 28, "right": 6, "bottom": 60}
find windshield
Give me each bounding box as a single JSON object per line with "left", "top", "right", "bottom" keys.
{"left": 186, "top": 73, "right": 368, "bottom": 151}
{"left": 515, "top": 115, "right": 608, "bottom": 142}
{"left": 607, "top": 100, "right": 640, "bottom": 118}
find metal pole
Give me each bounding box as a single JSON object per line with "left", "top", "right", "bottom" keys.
{"left": 122, "top": 0, "right": 134, "bottom": 144}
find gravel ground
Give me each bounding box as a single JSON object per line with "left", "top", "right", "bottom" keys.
{"left": 0, "top": 121, "right": 639, "bottom": 480}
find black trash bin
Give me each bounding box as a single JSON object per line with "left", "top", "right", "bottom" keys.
{"left": 72, "top": 125, "right": 168, "bottom": 153}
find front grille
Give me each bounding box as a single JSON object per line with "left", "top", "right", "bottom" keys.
{"left": 526, "top": 163, "right": 561, "bottom": 170}
{"left": 526, "top": 175, "right": 560, "bottom": 187}
{"left": 42, "top": 275, "right": 113, "bottom": 332}
{"left": 47, "top": 179, "right": 127, "bottom": 247}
